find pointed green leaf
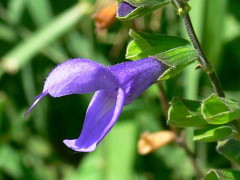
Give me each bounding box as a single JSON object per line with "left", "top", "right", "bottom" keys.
{"left": 117, "top": 0, "right": 170, "bottom": 20}
{"left": 126, "top": 31, "right": 198, "bottom": 79}
{"left": 193, "top": 126, "right": 232, "bottom": 142}
{"left": 155, "top": 46, "right": 199, "bottom": 80}
{"left": 126, "top": 30, "right": 191, "bottom": 60}
{"left": 202, "top": 94, "right": 240, "bottom": 124}
{"left": 217, "top": 139, "right": 240, "bottom": 164}
{"left": 125, "top": 0, "right": 169, "bottom": 7}
{"left": 168, "top": 97, "right": 208, "bottom": 127}
{"left": 205, "top": 169, "right": 240, "bottom": 180}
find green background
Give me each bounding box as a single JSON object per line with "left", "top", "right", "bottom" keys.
{"left": 0, "top": 0, "right": 239, "bottom": 179}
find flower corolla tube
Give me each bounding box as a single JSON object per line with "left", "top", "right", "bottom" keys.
{"left": 25, "top": 57, "right": 167, "bottom": 152}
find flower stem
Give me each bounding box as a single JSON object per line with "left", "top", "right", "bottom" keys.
{"left": 172, "top": 0, "right": 240, "bottom": 143}
{"left": 172, "top": 0, "right": 225, "bottom": 97}
{"left": 157, "top": 82, "right": 169, "bottom": 118}
{"left": 176, "top": 136, "right": 204, "bottom": 179}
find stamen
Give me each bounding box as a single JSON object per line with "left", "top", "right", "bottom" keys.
{"left": 24, "top": 92, "right": 48, "bottom": 116}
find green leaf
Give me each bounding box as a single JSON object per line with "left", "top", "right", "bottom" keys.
{"left": 117, "top": 0, "right": 170, "bottom": 20}
{"left": 126, "top": 31, "right": 198, "bottom": 79}
{"left": 204, "top": 169, "right": 240, "bottom": 180}
{"left": 217, "top": 139, "right": 240, "bottom": 164}
{"left": 193, "top": 126, "right": 232, "bottom": 142}
{"left": 125, "top": 0, "right": 169, "bottom": 7}
{"left": 0, "top": 2, "right": 92, "bottom": 74}
{"left": 168, "top": 97, "right": 208, "bottom": 127}
{"left": 126, "top": 30, "right": 190, "bottom": 60}
{"left": 155, "top": 46, "right": 198, "bottom": 80}
{"left": 202, "top": 94, "right": 240, "bottom": 124}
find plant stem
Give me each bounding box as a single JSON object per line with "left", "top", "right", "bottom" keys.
{"left": 171, "top": 0, "right": 240, "bottom": 175}
{"left": 157, "top": 82, "right": 169, "bottom": 118}
{"left": 172, "top": 0, "right": 240, "bottom": 145}
{"left": 176, "top": 136, "right": 204, "bottom": 179}
{"left": 157, "top": 82, "right": 204, "bottom": 178}
{"left": 172, "top": 0, "right": 225, "bottom": 97}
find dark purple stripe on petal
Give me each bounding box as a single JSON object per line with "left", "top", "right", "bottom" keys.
{"left": 117, "top": 1, "right": 136, "bottom": 17}
{"left": 63, "top": 88, "right": 125, "bottom": 152}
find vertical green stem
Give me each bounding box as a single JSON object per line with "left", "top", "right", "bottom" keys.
{"left": 172, "top": 0, "right": 225, "bottom": 97}
{"left": 172, "top": 0, "right": 240, "bottom": 148}
{"left": 171, "top": 0, "right": 240, "bottom": 176}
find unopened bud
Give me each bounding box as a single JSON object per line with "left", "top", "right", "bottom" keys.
{"left": 138, "top": 131, "right": 176, "bottom": 155}
{"left": 94, "top": 3, "right": 117, "bottom": 30}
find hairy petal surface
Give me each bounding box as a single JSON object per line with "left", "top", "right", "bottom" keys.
{"left": 117, "top": 1, "right": 136, "bottom": 17}
{"left": 25, "top": 58, "right": 118, "bottom": 116}
{"left": 44, "top": 58, "right": 118, "bottom": 97}
{"left": 110, "top": 57, "right": 167, "bottom": 105}
{"left": 63, "top": 88, "right": 125, "bottom": 152}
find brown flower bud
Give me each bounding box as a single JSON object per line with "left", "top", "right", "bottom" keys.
{"left": 138, "top": 131, "right": 176, "bottom": 155}
{"left": 94, "top": 3, "right": 117, "bottom": 30}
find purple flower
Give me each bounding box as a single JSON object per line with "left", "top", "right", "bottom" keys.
{"left": 25, "top": 57, "right": 167, "bottom": 152}
{"left": 117, "top": 2, "right": 136, "bottom": 17}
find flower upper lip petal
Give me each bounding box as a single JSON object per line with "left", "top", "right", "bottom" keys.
{"left": 43, "top": 58, "right": 119, "bottom": 97}
{"left": 25, "top": 58, "right": 120, "bottom": 116}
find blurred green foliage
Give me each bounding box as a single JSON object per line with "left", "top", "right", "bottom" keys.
{"left": 0, "top": 0, "right": 240, "bottom": 179}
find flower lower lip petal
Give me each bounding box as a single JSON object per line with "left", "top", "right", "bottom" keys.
{"left": 63, "top": 88, "right": 125, "bottom": 152}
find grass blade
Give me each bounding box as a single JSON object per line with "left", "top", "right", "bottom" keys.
{"left": 1, "top": 2, "right": 92, "bottom": 74}
{"left": 7, "top": 0, "right": 27, "bottom": 25}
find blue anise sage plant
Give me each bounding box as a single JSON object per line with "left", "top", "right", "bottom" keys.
{"left": 25, "top": 57, "right": 168, "bottom": 152}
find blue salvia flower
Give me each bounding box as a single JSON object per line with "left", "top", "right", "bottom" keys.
{"left": 25, "top": 57, "right": 167, "bottom": 152}
{"left": 117, "top": 1, "right": 136, "bottom": 17}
